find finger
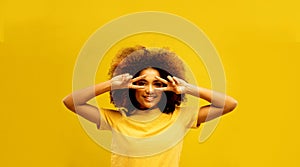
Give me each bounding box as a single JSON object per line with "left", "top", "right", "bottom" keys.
{"left": 155, "top": 76, "right": 169, "bottom": 84}
{"left": 154, "top": 87, "right": 168, "bottom": 92}
{"left": 172, "top": 76, "right": 181, "bottom": 84}
{"left": 131, "top": 74, "right": 146, "bottom": 82}
{"left": 124, "top": 74, "right": 133, "bottom": 81}
{"left": 129, "top": 84, "right": 145, "bottom": 89}
{"left": 167, "top": 76, "right": 176, "bottom": 85}
{"left": 121, "top": 73, "right": 130, "bottom": 78}
{"left": 120, "top": 73, "right": 130, "bottom": 82}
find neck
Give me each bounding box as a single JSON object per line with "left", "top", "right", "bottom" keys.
{"left": 128, "top": 108, "right": 162, "bottom": 122}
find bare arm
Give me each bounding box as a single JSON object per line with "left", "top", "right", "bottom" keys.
{"left": 62, "top": 74, "right": 145, "bottom": 126}
{"left": 156, "top": 76, "right": 238, "bottom": 126}
{"left": 62, "top": 81, "right": 111, "bottom": 126}
{"left": 185, "top": 84, "right": 238, "bottom": 125}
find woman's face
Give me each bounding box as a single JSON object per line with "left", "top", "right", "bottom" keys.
{"left": 134, "top": 68, "right": 164, "bottom": 110}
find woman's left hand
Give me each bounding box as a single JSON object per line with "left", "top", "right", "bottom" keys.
{"left": 155, "top": 76, "right": 188, "bottom": 94}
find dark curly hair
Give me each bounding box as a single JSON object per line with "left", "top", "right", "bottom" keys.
{"left": 108, "top": 46, "right": 186, "bottom": 114}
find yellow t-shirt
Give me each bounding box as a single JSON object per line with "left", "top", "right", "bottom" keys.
{"left": 99, "top": 107, "right": 198, "bottom": 167}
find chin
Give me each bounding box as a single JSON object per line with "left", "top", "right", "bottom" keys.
{"left": 140, "top": 103, "right": 157, "bottom": 110}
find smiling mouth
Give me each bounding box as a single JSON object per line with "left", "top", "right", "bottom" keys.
{"left": 143, "top": 95, "right": 156, "bottom": 102}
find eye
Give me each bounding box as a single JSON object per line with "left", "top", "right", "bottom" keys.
{"left": 153, "top": 81, "right": 164, "bottom": 87}
{"left": 135, "top": 80, "right": 147, "bottom": 86}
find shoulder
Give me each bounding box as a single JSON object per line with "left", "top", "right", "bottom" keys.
{"left": 98, "top": 108, "right": 124, "bottom": 130}
{"left": 99, "top": 108, "right": 123, "bottom": 118}
{"left": 174, "top": 106, "right": 200, "bottom": 128}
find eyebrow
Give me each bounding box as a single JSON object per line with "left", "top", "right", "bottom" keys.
{"left": 136, "top": 79, "right": 162, "bottom": 82}
{"left": 137, "top": 79, "right": 147, "bottom": 82}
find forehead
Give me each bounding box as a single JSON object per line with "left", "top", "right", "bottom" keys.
{"left": 139, "top": 68, "right": 160, "bottom": 78}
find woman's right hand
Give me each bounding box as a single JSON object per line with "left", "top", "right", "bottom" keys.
{"left": 110, "top": 73, "right": 146, "bottom": 90}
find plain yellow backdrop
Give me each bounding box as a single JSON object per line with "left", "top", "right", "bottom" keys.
{"left": 1, "top": 0, "right": 299, "bottom": 167}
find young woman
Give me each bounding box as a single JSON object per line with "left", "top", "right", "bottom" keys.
{"left": 63, "top": 46, "right": 237, "bottom": 167}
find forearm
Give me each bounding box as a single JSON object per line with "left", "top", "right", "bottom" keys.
{"left": 63, "top": 80, "right": 112, "bottom": 111}
{"left": 185, "top": 84, "right": 237, "bottom": 110}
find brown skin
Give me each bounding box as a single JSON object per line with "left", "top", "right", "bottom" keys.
{"left": 108, "top": 47, "right": 185, "bottom": 110}
{"left": 63, "top": 67, "right": 237, "bottom": 127}
{"left": 134, "top": 68, "right": 163, "bottom": 110}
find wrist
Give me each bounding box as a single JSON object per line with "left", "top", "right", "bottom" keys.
{"left": 95, "top": 80, "right": 112, "bottom": 95}
{"left": 185, "top": 84, "right": 200, "bottom": 97}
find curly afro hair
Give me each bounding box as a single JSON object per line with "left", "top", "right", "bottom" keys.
{"left": 108, "top": 46, "right": 186, "bottom": 114}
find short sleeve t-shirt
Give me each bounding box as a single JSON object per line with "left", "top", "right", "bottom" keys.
{"left": 98, "top": 107, "right": 199, "bottom": 167}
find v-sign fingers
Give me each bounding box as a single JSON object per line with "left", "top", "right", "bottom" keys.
{"left": 172, "top": 76, "right": 181, "bottom": 84}
{"left": 123, "top": 74, "right": 133, "bottom": 81}
{"left": 155, "top": 76, "right": 169, "bottom": 84}
{"left": 167, "top": 76, "right": 176, "bottom": 86}
{"left": 129, "top": 84, "right": 145, "bottom": 89}
{"left": 131, "top": 74, "right": 146, "bottom": 83}
{"left": 154, "top": 87, "right": 169, "bottom": 92}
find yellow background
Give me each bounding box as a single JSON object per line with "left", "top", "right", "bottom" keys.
{"left": 1, "top": 0, "right": 299, "bottom": 167}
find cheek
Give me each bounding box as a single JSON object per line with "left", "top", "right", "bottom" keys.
{"left": 135, "top": 90, "right": 143, "bottom": 96}
{"left": 156, "top": 92, "right": 163, "bottom": 99}
{"left": 135, "top": 90, "right": 143, "bottom": 100}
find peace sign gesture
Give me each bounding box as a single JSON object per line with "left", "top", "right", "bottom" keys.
{"left": 155, "top": 76, "right": 189, "bottom": 94}
{"left": 110, "top": 73, "right": 146, "bottom": 90}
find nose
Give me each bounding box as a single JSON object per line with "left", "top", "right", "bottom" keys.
{"left": 145, "top": 84, "right": 154, "bottom": 94}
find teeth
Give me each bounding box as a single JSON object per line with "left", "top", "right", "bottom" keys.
{"left": 145, "top": 96, "right": 154, "bottom": 101}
